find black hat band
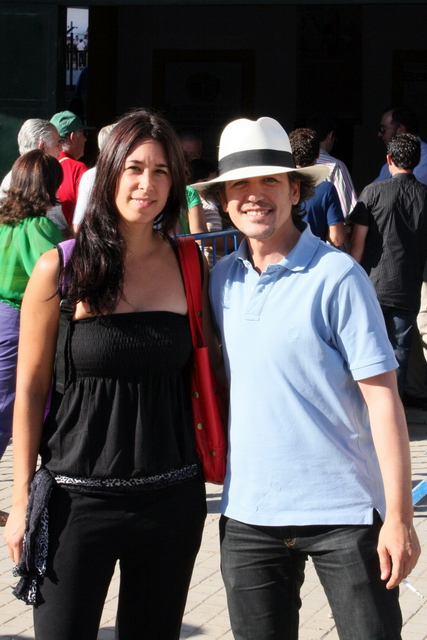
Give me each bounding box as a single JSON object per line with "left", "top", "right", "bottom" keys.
{"left": 218, "top": 149, "right": 295, "bottom": 176}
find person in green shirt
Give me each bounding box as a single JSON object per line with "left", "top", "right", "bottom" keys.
{"left": 0, "top": 150, "right": 63, "bottom": 524}
{"left": 176, "top": 185, "right": 208, "bottom": 235}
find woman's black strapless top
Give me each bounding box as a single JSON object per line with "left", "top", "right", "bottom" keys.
{"left": 41, "top": 311, "right": 197, "bottom": 479}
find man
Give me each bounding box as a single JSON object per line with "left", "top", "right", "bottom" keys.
{"left": 50, "top": 110, "right": 93, "bottom": 225}
{"left": 377, "top": 109, "right": 427, "bottom": 405}
{"left": 0, "top": 119, "right": 67, "bottom": 233}
{"left": 376, "top": 106, "right": 427, "bottom": 185}
{"left": 289, "top": 127, "right": 346, "bottom": 247}
{"left": 350, "top": 133, "right": 427, "bottom": 397}
{"left": 306, "top": 112, "right": 357, "bottom": 217}
{"left": 193, "top": 117, "right": 420, "bottom": 640}
{"left": 77, "top": 38, "right": 86, "bottom": 68}
{"left": 72, "top": 123, "right": 117, "bottom": 234}
{"left": 179, "top": 131, "right": 202, "bottom": 161}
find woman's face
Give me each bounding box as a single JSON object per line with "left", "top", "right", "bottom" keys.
{"left": 115, "top": 138, "right": 172, "bottom": 228}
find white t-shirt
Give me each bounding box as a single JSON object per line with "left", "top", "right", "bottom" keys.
{"left": 73, "top": 167, "right": 96, "bottom": 225}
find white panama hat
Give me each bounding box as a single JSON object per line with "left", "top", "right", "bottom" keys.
{"left": 191, "top": 117, "right": 329, "bottom": 190}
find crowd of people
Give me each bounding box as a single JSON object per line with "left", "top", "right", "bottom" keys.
{"left": 0, "top": 103, "right": 425, "bottom": 639}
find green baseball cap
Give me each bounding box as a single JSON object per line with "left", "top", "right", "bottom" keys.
{"left": 50, "top": 110, "right": 95, "bottom": 136}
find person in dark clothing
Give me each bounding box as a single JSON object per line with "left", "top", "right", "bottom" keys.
{"left": 350, "top": 133, "right": 427, "bottom": 395}
{"left": 4, "top": 109, "right": 222, "bottom": 640}
{"left": 289, "top": 128, "right": 346, "bottom": 247}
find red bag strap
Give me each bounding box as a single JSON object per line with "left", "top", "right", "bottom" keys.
{"left": 177, "top": 237, "right": 205, "bottom": 349}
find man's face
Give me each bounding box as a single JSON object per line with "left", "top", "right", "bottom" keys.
{"left": 71, "top": 128, "right": 87, "bottom": 160}
{"left": 181, "top": 139, "right": 202, "bottom": 161}
{"left": 378, "top": 110, "right": 402, "bottom": 145}
{"left": 220, "top": 173, "right": 300, "bottom": 242}
{"left": 41, "top": 129, "right": 61, "bottom": 159}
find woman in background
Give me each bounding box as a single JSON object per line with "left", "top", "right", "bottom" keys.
{"left": 0, "top": 150, "right": 63, "bottom": 525}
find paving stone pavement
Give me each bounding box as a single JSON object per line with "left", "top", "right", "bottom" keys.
{"left": 0, "top": 408, "right": 426, "bottom": 639}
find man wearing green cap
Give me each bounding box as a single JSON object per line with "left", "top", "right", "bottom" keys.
{"left": 50, "top": 110, "right": 93, "bottom": 226}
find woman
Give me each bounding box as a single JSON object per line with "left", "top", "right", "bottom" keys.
{"left": 0, "top": 150, "right": 63, "bottom": 525}
{"left": 4, "top": 110, "right": 221, "bottom": 639}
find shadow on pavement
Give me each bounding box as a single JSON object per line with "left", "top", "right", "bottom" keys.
{"left": 97, "top": 627, "right": 115, "bottom": 640}
{"left": 95, "top": 623, "right": 208, "bottom": 639}
{"left": 0, "top": 637, "right": 35, "bottom": 640}
{"left": 181, "top": 622, "right": 206, "bottom": 636}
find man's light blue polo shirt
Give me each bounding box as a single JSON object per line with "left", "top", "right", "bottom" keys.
{"left": 209, "top": 225, "right": 397, "bottom": 527}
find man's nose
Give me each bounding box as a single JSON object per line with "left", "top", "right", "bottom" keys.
{"left": 248, "top": 188, "right": 264, "bottom": 201}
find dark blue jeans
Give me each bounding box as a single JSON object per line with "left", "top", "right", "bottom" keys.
{"left": 220, "top": 513, "right": 402, "bottom": 640}
{"left": 381, "top": 305, "right": 416, "bottom": 397}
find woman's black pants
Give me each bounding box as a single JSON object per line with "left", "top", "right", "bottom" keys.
{"left": 33, "top": 478, "right": 206, "bottom": 640}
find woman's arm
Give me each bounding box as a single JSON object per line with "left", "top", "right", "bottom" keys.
{"left": 4, "top": 249, "right": 61, "bottom": 563}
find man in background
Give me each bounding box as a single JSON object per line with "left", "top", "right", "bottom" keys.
{"left": 376, "top": 108, "right": 427, "bottom": 405}
{"left": 307, "top": 112, "right": 357, "bottom": 217}
{"left": 376, "top": 106, "right": 427, "bottom": 185}
{"left": 179, "top": 131, "right": 202, "bottom": 161}
{"left": 289, "top": 127, "right": 346, "bottom": 247}
{"left": 0, "top": 119, "right": 67, "bottom": 234}
{"left": 350, "top": 133, "right": 427, "bottom": 396}
{"left": 50, "top": 110, "right": 93, "bottom": 225}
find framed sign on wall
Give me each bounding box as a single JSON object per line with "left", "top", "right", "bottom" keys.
{"left": 152, "top": 49, "right": 255, "bottom": 161}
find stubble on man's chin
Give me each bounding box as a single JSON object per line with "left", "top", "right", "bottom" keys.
{"left": 245, "top": 227, "right": 276, "bottom": 240}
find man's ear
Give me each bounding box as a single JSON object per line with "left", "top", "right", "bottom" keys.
{"left": 219, "top": 189, "right": 229, "bottom": 213}
{"left": 386, "top": 154, "right": 393, "bottom": 167}
{"left": 290, "top": 179, "right": 300, "bottom": 205}
{"left": 37, "top": 140, "right": 45, "bottom": 150}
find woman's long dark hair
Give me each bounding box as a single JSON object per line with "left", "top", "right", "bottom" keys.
{"left": 0, "top": 150, "right": 62, "bottom": 224}
{"left": 64, "top": 109, "right": 188, "bottom": 315}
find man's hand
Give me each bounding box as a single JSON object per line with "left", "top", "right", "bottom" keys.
{"left": 377, "top": 517, "right": 421, "bottom": 589}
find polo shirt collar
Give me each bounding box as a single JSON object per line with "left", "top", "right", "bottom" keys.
{"left": 235, "top": 222, "right": 321, "bottom": 273}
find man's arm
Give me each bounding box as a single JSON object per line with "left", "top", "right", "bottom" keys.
{"left": 357, "top": 371, "right": 421, "bottom": 588}
{"left": 324, "top": 184, "right": 346, "bottom": 247}
{"left": 349, "top": 223, "right": 368, "bottom": 263}
{"left": 327, "top": 221, "right": 347, "bottom": 247}
{"left": 330, "top": 162, "right": 357, "bottom": 217}
{"left": 72, "top": 168, "right": 96, "bottom": 234}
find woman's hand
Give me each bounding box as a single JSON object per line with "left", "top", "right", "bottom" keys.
{"left": 4, "top": 503, "right": 27, "bottom": 564}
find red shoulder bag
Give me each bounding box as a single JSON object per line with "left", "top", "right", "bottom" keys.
{"left": 177, "top": 237, "right": 228, "bottom": 484}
